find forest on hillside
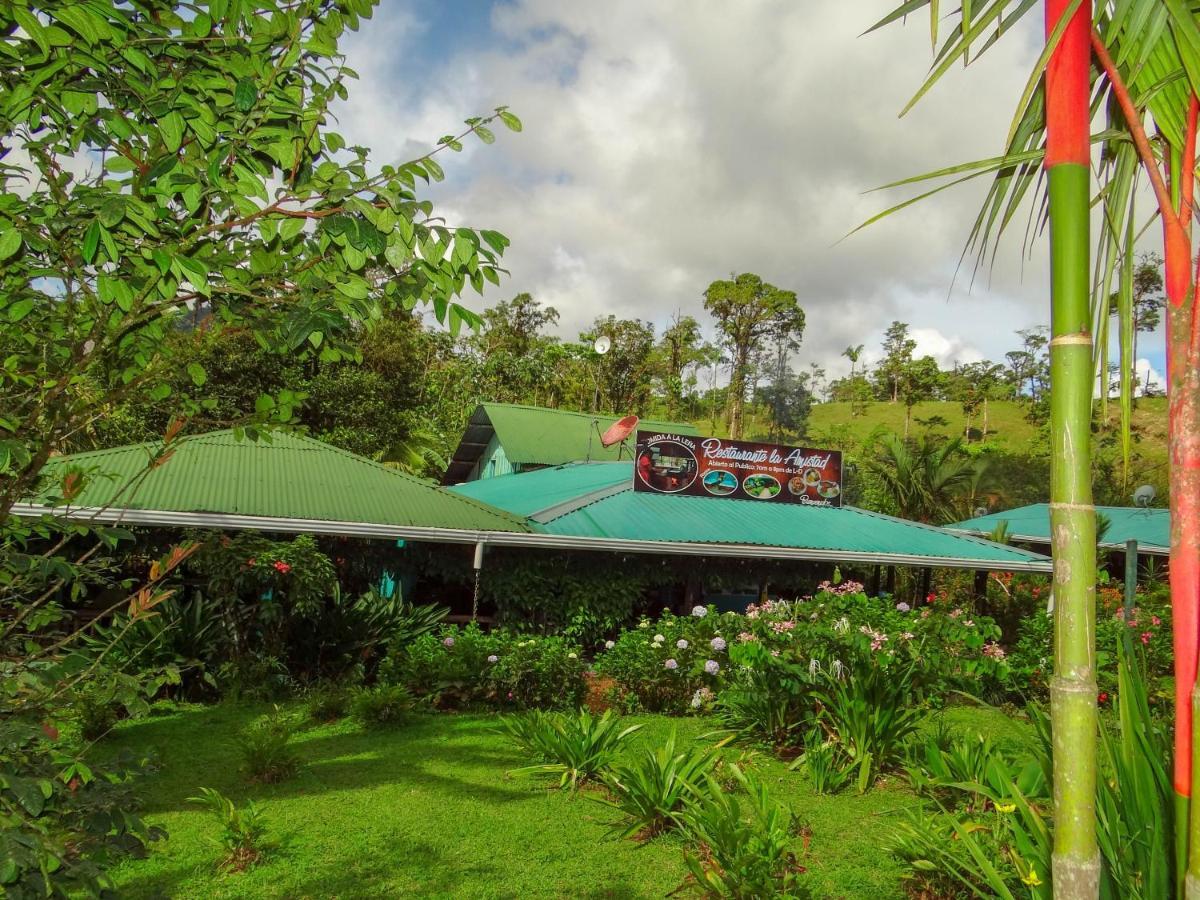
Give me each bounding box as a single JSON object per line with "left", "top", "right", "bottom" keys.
{"left": 79, "top": 264, "right": 1170, "bottom": 522}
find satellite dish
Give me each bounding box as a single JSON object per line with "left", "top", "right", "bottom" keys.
{"left": 973, "top": 506, "right": 989, "bottom": 518}
{"left": 593, "top": 335, "right": 611, "bottom": 355}
{"left": 1133, "top": 484, "right": 1156, "bottom": 508}
{"left": 601, "top": 415, "right": 639, "bottom": 447}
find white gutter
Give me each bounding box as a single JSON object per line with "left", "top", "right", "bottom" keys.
{"left": 9, "top": 503, "right": 1053, "bottom": 572}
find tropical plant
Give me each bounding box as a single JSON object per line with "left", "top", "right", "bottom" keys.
{"left": 865, "top": 432, "right": 984, "bottom": 524}
{"left": 814, "top": 659, "right": 924, "bottom": 793}
{"left": 715, "top": 665, "right": 815, "bottom": 752}
{"left": 797, "top": 727, "right": 852, "bottom": 796}
{"left": 866, "top": 1, "right": 1103, "bottom": 885}
{"left": 350, "top": 684, "right": 414, "bottom": 728}
{"left": 188, "top": 787, "right": 269, "bottom": 872}
{"left": 598, "top": 730, "right": 722, "bottom": 839}
{"left": 239, "top": 707, "right": 302, "bottom": 784}
{"left": 676, "top": 766, "right": 812, "bottom": 899}
{"left": 499, "top": 708, "right": 642, "bottom": 791}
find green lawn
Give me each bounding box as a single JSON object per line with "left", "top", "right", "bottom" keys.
{"left": 105, "top": 702, "right": 1027, "bottom": 899}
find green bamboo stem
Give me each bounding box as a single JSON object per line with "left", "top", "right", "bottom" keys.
{"left": 1047, "top": 162, "right": 1100, "bottom": 899}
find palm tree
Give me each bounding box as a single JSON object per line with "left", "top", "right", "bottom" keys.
{"left": 842, "top": 343, "right": 864, "bottom": 380}
{"left": 868, "top": 3, "right": 1200, "bottom": 889}
{"left": 865, "top": 433, "right": 985, "bottom": 525}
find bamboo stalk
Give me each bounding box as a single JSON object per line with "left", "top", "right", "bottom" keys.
{"left": 1045, "top": 1, "right": 1099, "bottom": 897}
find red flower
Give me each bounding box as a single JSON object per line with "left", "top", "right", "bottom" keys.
{"left": 926, "top": 592, "right": 936, "bottom": 603}
{"left": 68, "top": 777, "right": 80, "bottom": 793}
{"left": 41, "top": 722, "right": 59, "bottom": 742}
{"left": 246, "top": 558, "right": 256, "bottom": 567}
{"left": 1098, "top": 691, "right": 1109, "bottom": 704}
{"left": 1152, "top": 615, "right": 1162, "bottom": 626}
{"left": 1141, "top": 631, "right": 1152, "bottom": 645}
{"left": 273, "top": 560, "right": 292, "bottom": 574}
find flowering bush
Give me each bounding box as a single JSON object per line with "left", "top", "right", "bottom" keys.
{"left": 1007, "top": 583, "right": 1171, "bottom": 701}
{"left": 379, "top": 624, "right": 586, "bottom": 710}
{"left": 592, "top": 608, "right": 733, "bottom": 713}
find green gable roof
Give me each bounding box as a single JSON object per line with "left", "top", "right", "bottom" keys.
{"left": 443, "top": 403, "right": 700, "bottom": 484}
{"left": 449, "top": 462, "right": 1053, "bottom": 571}
{"left": 949, "top": 503, "right": 1169, "bottom": 555}
{"left": 25, "top": 430, "right": 529, "bottom": 534}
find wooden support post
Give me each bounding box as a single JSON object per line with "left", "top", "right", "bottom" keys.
{"left": 919, "top": 568, "right": 932, "bottom": 604}
{"left": 974, "top": 569, "right": 989, "bottom": 604}
{"left": 886, "top": 565, "right": 896, "bottom": 596}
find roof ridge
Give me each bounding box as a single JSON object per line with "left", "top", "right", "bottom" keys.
{"left": 482, "top": 401, "right": 694, "bottom": 428}
{"left": 283, "top": 433, "right": 530, "bottom": 528}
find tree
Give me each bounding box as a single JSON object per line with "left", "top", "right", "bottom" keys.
{"left": 1107, "top": 253, "right": 1164, "bottom": 401}
{"left": 702, "top": 273, "right": 804, "bottom": 438}
{"left": 757, "top": 369, "right": 812, "bottom": 441}
{"left": 842, "top": 343, "right": 865, "bottom": 380}
{"left": 580, "top": 316, "right": 656, "bottom": 414}
{"left": 476, "top": 293, "right": 560, "bottom": 359}
{"left": 870, "top": 1, "right": 1099, "bottom": 890}
{"left": 0, "top": 1, "right": 517, "bottom": 890}
{"left": 875, "top": 321, "right": 916, "bottom": 402}
{"left": 656, "top": 313, "right": 713, "bottom": 418}
{"left": 898, "top": 355, "right": 944, "bottom": 437}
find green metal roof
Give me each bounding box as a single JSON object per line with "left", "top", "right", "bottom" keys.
{"left": 949, "top": 503, "right": 1169, "bottom": 555}
{"left": 26, "top": 430, "right": 530, "bottom": 533}
{"left": 443, "top": 403, "right": 700, "bottom": 484}
{"left": 449, "top": 463, "right": 1053, "bottom": 571}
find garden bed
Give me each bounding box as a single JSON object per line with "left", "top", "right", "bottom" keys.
{"left": 104, "top": 702, "right": 1024, "bottom": 898}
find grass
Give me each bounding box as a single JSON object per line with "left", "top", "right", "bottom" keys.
{"left": 105, "top": 701, "right": 1026, "bottom": 899}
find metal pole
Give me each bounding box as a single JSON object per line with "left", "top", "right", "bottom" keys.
{"left": 1124, "top": 538, "right": 1138, "bottom": 615}
{"left": 471, "top": 541, "right": 484, "bottom": 622}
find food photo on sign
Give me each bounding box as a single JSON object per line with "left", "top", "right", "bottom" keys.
{"left": 632, "top": 431, "right": 842, "bottom": 507}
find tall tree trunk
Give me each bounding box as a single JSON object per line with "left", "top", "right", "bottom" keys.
{"left": 1045, "top": 1, "right": 1099, "bottom": 896}
{"left": 982, "top": 396, "right": 989, "bottom": 439}
{"left": 729, "top": 345, "right": 748, "bottom": 439}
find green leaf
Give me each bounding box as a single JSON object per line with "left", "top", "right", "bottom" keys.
{"left": 498, "top": 110, "right": 522, "bottom": 132}
{"left": 234, "top": 77, "right": 258, "bottom": 112}
{"left": 99, "top": 197, "right": 125, "bottom": 228}
{"left": 81, "top": 222, "right": 101, "bottom": 263}
{"left": 423, "top": 157, "right": 445, "bottom": 181}
{"left": 0, "top": 228, "right": 21, "bottom": 261}
{"left": 475, "top": 125, "right": 495, "bottom": 145}
{"left": 7, "top": 299, "right": 34, "bottom": 322}
{"left": 186, "top": 362, "right": 207, "bottom": 387}
{"left": 149, "top": 383, "right": 171, "bottom": 402}
{"left": 159, "top": 111, "right": 185, "bottom": 153}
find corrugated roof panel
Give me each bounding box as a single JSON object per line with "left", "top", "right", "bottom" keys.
{"left": 481, "top": 403, "right": 700, "bottom": 467}
{"left": 449, "top": 463, "right": 1051, "bottom": 568}
{"left": 32, "top": 431, "right": 529, "bottom": 532}
{"left": 949, "top": 503, "right": 1169, "bottom": 553}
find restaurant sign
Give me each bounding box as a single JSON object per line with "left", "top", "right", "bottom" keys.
{"left": 632, "top": 431, "right": 843, "bottom": 507}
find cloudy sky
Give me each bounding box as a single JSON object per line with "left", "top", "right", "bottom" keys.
{"left": 334, "top": 1, "right": 1167, "bottom": 388}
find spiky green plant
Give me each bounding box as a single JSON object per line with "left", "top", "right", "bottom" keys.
{"left": 499, "top": 708, "right": 641, "bottom": 791}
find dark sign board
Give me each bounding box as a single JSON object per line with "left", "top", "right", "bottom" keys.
{"left": 633, "top": 431, "right": 843, "bottom": 507}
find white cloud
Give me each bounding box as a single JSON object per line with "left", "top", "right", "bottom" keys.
{"left": 337, "top": 2, "right": 1066, "bottom": 379}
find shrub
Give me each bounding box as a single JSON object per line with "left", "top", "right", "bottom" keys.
{"left": 75, "top": 687, "right": 120, "bottom": 742}
{"left": 716, "top": 649, "right": 818, "bottom": 752}
{"left": 351, "top": 684, "right": 414, "bottom": 728}
{"left": 499, "top": 708, "right": 642, "bottom": 791}
{"left": 593, "top": 610, "right": 733, "bottom": 713}
{"left": 306, "top": 682, "right": 355, "bottom": 724}
{"left": 598, "top": 730, "right": 721, "bottom": 839}
{"left": 187, "top": 787, "right": 268, "bottom": 872}
{"left": 240, "top": 707, "right": 302, "bottom": 783}
{"left": 678, "top": 767, "right": 812, "bottom": 899}
{"left": 380, "top": 625, "right": 586, "bottom": 710}
{"left": 217, "top": 652, "right": 294, "bottom": 703}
